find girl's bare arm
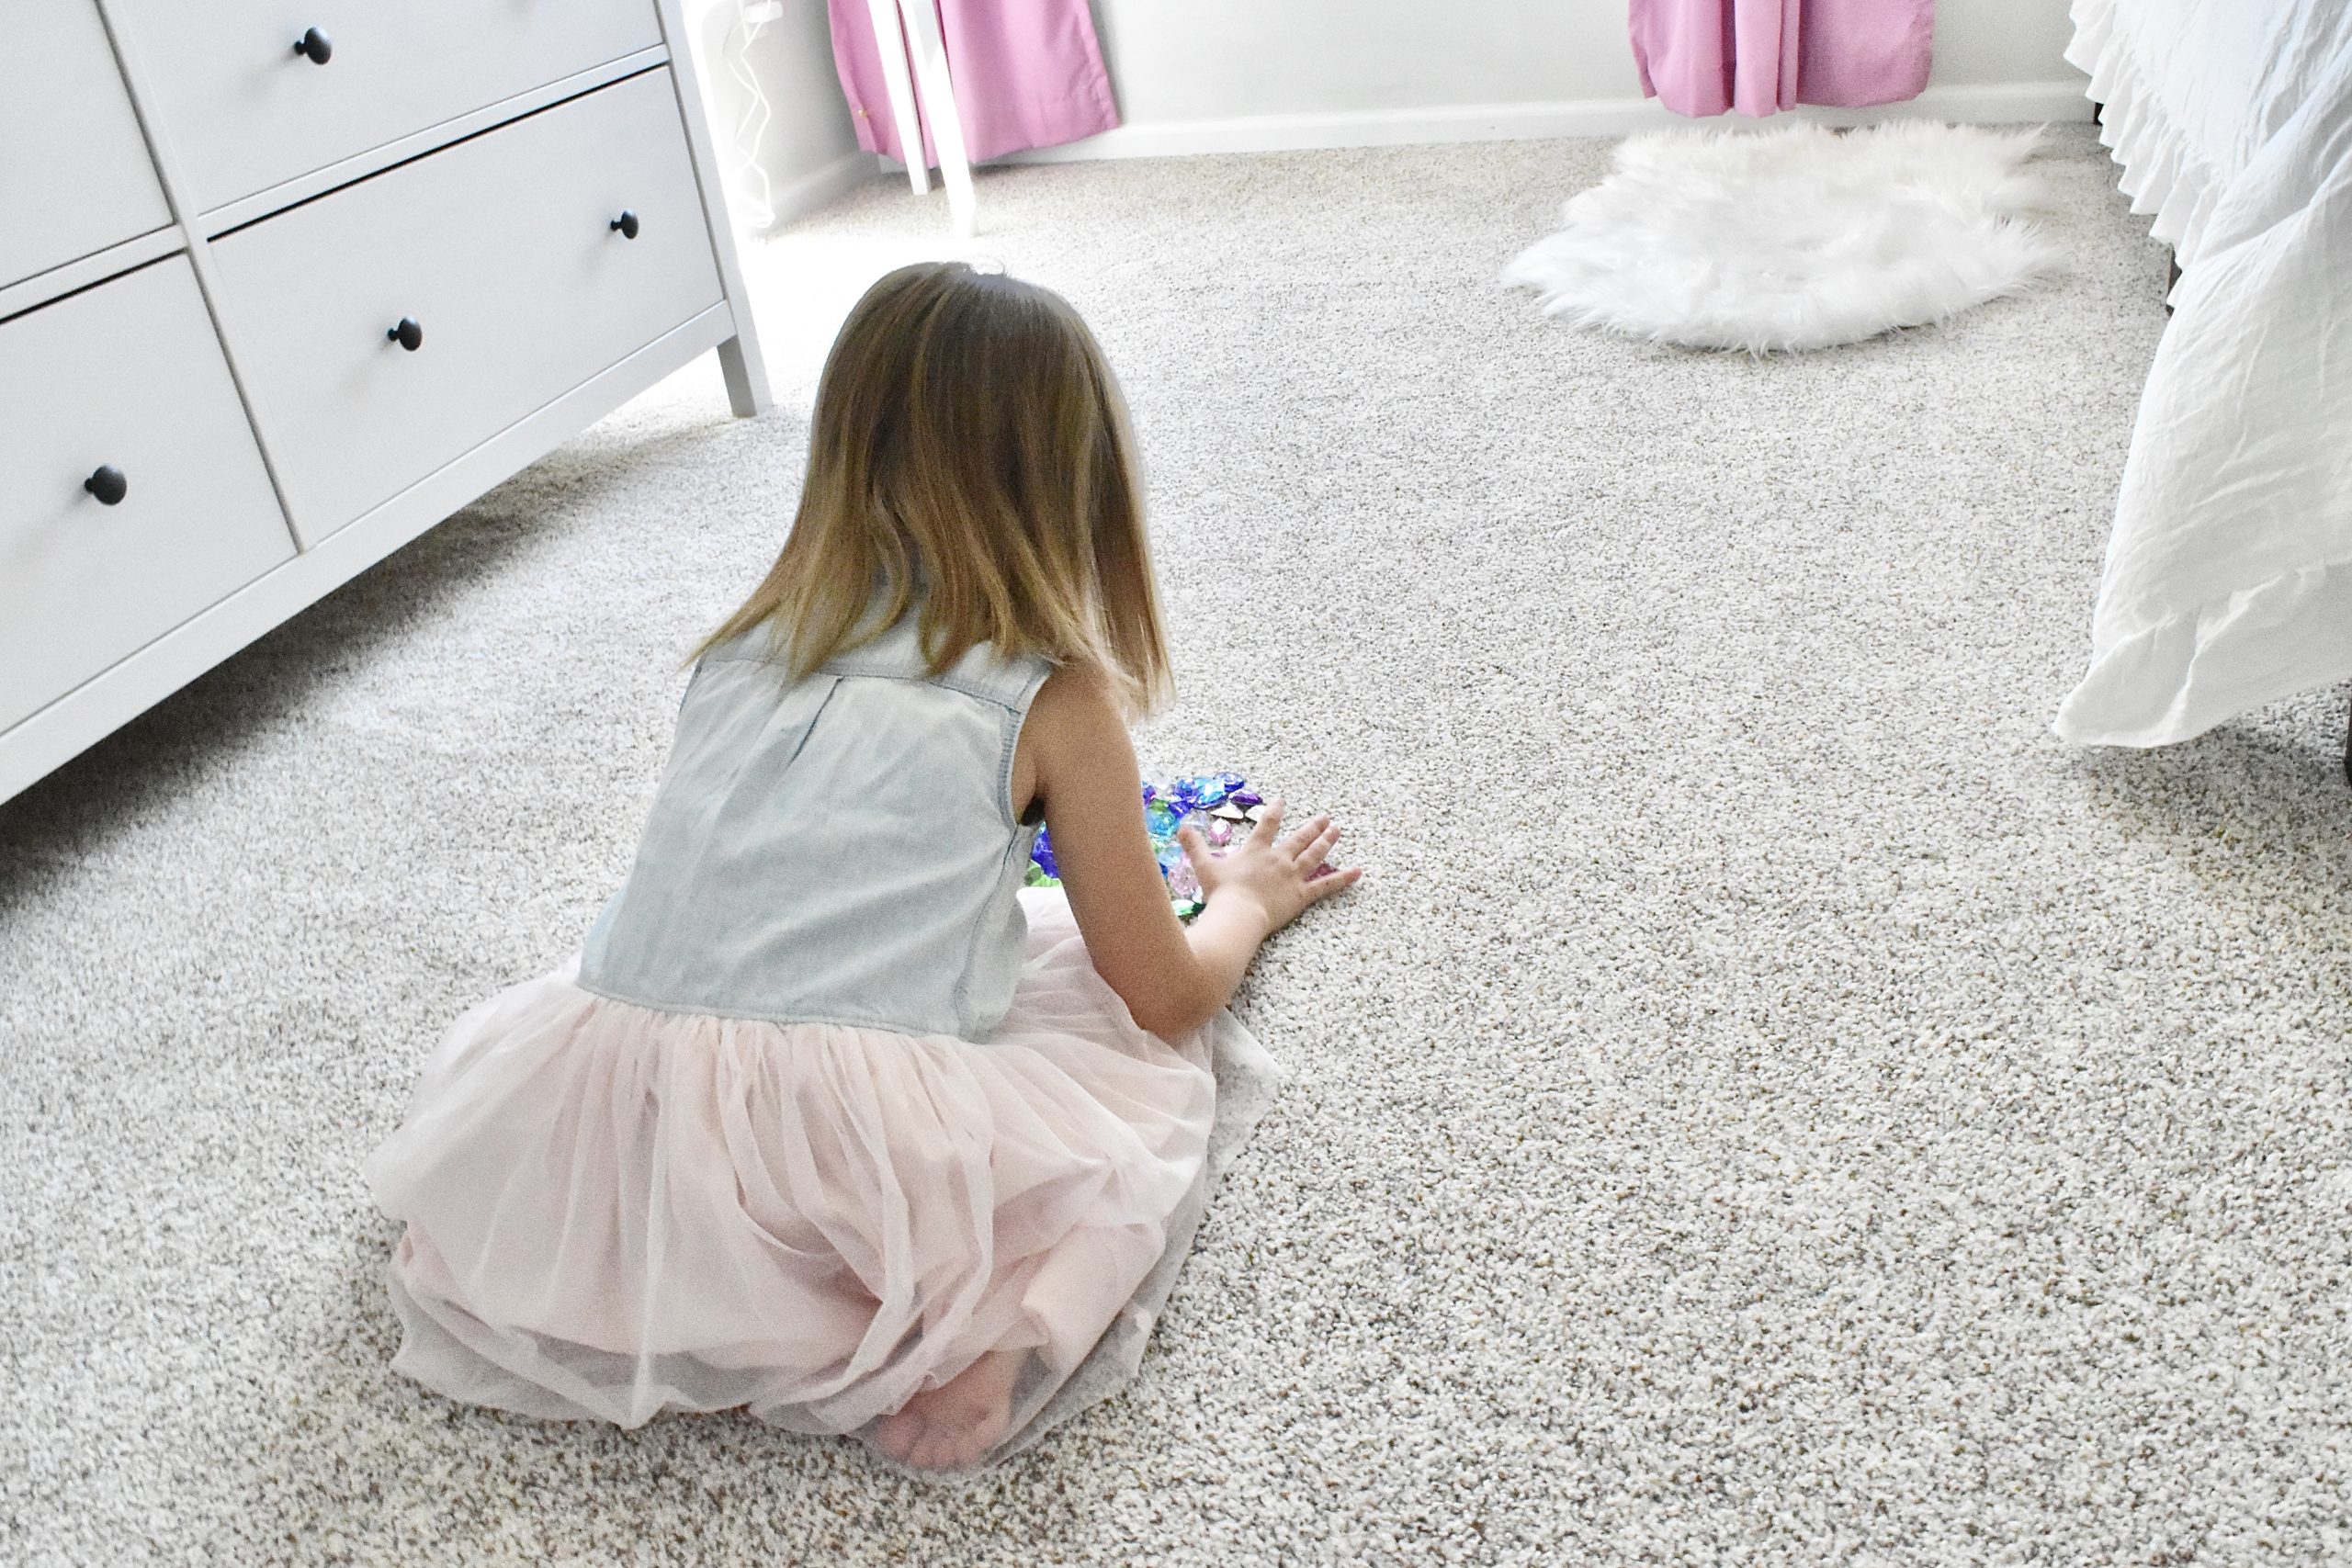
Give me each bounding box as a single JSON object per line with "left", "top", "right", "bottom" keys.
{"left": 1013, "top": 668, "right": 1359, "bottom": 1037}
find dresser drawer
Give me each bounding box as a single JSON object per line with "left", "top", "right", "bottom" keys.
{"left": 0, "top": 259, "right": 294, "bottom": 734}
{"left": 104, "top": 0, "right": 662, "bottom": 214}
{"left": 205, "top": 69, "right": 723, "bottom": 546}
{"left": 0, "top": 2, "right": 174, "bottom": 288}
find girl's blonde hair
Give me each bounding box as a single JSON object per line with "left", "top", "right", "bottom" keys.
{"left": 695, "top": 261, "right": 1171, "bottom": 715}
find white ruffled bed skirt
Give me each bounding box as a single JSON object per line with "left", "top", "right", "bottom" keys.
{"left": 361, "top": 889, "right": 1280, "bottom": 1472}
{"left": 2055, "top": 0, "right": 2352, "bottom": 746}
{"left": 2064, "top": 0, "right": 2227, "bottom": 264}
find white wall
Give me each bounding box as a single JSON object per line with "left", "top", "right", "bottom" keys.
{"left": 686, "top": 0, "right": 866, "bottom": 233}
{"left": 1093, "top": 0, "right": 2076, "bottom": 119}
{"left": 1050, "top": 0, "right": 2088, "bottom": 157}
{"left": 703, "top": 0, "right": 2088, "bottom": 219}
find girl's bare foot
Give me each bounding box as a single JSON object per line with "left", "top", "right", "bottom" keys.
{"left": 872, "top": 1348, "right": 1023, "bottom": 1470}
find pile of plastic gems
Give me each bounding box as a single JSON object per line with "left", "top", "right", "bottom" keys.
{"left": 1026, "top": 772, "right": 1264, "bottom": 921}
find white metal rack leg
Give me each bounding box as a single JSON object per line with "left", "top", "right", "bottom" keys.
{"left": 860, "top": 0, "right": 975, "bottom": 235}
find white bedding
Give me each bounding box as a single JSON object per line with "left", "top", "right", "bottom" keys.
{"left": 2054, "top": 0, "right": 2352, "bottom": 746}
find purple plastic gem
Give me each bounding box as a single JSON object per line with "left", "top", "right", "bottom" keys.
{"left": 1037, "top": 772, "right": 1256, "bottom": 899}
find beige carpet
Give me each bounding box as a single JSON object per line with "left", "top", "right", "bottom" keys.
{"left": 5, "top": 126, "right": 2349, "bottom": 1565}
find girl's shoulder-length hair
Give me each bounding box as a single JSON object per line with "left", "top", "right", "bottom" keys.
{"left": 693, "top": 261, "right": 1171, "bottom": 716}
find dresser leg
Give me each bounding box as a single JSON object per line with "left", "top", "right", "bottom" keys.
{"left": 718, "top": 334, "right": 770, "bottom": 418}
{"left": 2343, "top": 692, "right": 2351, "bottom": 787}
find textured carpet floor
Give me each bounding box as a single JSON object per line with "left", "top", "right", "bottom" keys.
{"left": 6, "top": 126, "right": 2351, "bottom": 1565}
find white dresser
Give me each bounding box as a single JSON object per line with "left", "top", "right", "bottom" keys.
{"left": 0, "top": 0, "right": 768, "bottom": 803}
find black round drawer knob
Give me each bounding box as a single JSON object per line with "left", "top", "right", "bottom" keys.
{"left": 611, "top": 209, "right": 640, "bottom": 240}
{"left": 388, "top": 317, "right": 424, "bottom": 352}
{"left": 85, "top": 466, "right": 129, "bottom": 506}
{"left": 294, "top": 27, "right": 333, "bottom": 64}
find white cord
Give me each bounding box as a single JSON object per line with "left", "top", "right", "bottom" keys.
{"left": 722, "top": 2, "right": 780, "bottom": 231}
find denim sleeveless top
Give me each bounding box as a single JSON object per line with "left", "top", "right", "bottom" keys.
{"left": 576, "top": 615, "right": 1053, "bottom": 1039}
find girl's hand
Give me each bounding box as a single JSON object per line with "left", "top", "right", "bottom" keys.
{"left": 1178, "top": 798, "right": 1363, "bottom": 936}
{"left": 1019, "top": 666, "right": 1355, "bottom": 1035}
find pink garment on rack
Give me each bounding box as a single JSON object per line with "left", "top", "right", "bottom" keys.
{"left": 827, "top": 0, "right": 1120, "bottom": 168}
{"left": 1630, "top": 0, "right": 1935, "bottom": 118}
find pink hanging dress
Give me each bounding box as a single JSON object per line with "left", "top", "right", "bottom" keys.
{"left": 1631, "top": 0, "right": 1936, "bottom": 118}
{"left": 827, "top": 0, "right": 1120, "bottom": 167}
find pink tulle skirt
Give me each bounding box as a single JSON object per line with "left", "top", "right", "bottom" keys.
{"left": 361, "top": 889, "right": 1277, "bottom": 1471}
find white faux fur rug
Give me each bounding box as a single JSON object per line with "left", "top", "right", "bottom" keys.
{"left": 1505, "top": 121, "right": 2060, "bottom": 353}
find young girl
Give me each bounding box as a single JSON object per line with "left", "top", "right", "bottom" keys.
{"left": 363, "top": 261, "right": 1360, "bottom": 1472}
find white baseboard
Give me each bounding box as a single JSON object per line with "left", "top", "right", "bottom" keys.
{"left": 760, "top": 149, "right": 879, "bottom": 228}
{"left": 993, "top": 81, "right": 2096, "bottom": 165}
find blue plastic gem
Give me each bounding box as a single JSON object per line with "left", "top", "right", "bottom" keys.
{"left": 1029, "top": 771, "right": 1257, "bottom": 900}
